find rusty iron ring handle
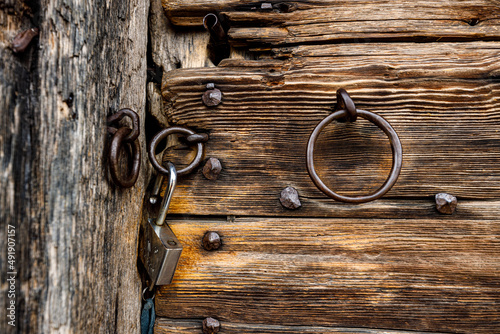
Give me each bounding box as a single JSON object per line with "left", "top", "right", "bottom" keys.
{"left": 306, "top": 109, "right": 403, "bottom": 204}
{"left": 107, "top": 108, "right": 140, "bottom": 142}
{"left": 148, "top": 127, "right": 204, "bottom": 176}
{"left": 109, "top": 127, "right": 141, "bottom": 188}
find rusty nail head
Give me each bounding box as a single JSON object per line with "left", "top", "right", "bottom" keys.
{"left": 12, "top": 28, "right": 39, "bottom": 53}
{"left": 202, "top": 232, "right": 221, "bottom": 251}
{"left": 202, "top": 317, "right": 220, "bottom": 334}
{"left": 280, "top": 186, "right": 301, "bottom": 210}
{"left": 203, "top": 157, "right": 222, "bottom": 180}
{"left": 202, "top": 83, "right": 222, "bottom": 107}
{"left": 435, "top": 193, "right": 457, "bottom": 215}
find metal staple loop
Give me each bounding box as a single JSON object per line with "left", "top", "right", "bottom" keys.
{"left": 335, "top": 88, "right": 357, "bottom": 122}
{"left": 107, "top": 108, "right": 140, "bottom": 142}
{"left": 306, "top": 89, "right": 402, "bottom": 203}
{"left": 186, "top": 133, "right": 209, "bottom": 144}
{"left": 107, "top": 108, "right": 141, "bottom": 188}
{"left": 203, "top": 13, "right": 226, "bottom": 43}
{"left": 203, "top": 13, "right": 230, "bottom": 66}
{"left": 148, "top": 127, "right": 206, "bottom": 177}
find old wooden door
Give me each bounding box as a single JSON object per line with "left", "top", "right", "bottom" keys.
{"left": 149, "top": 1, "right": 500, "bottom": 334}
{"left": 2, "top": 1, "right": 499, "bottom": 333}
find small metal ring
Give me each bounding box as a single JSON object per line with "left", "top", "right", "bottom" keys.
{"left": 107, "top": 108, "right": 140, "bottom": 142}
{"left": 306, "top": 109, "right": 402, "bottom": 203}
{"left": 109, "top": 127, "right": 141, "bottom": 188}
{"left": 142, "top": 287, "right": 155, "bottom": 301}
{"left": 148, "top": 127, "right": 204, "bottom": 176}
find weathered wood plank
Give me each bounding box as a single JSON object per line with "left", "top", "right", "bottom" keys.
{"left": 155, "top": 318, "right": 447, "bottom": 334}
{"left": 1, "top": 0, "right": 149, "bottom": 332}
{"left": 163, "top": 0, "right": 500, "bottom": 26}
{"left": 0, "top": 4, "right": 43, "bottom": 333}
{"left": 150, "top": 0, "right": 212, "bottom": 72}
{"left": 156, "top": 42, "right": 500, "bottom": 217}
{"left": 166, "top": 200, "right": 500, "bottom": 220}
{"left": 163, "top": 0, "right": 500, "bottom": 45}
{"left": 228, "top": 20, "right": 500, "bottom": 47}
{"left": 148, "top": 0, "right": 214, "bottom": 130}
{"left": 156, "top": 218, "right": 500, "bottom": 334}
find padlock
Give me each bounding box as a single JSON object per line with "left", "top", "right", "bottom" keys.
{"left": 140, "top": 162, "right": 182, "bottom": 289}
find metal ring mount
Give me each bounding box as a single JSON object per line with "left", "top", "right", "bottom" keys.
{"left": 335, "top": 88, "right": 357, "bottom": 122}
{"left": 109, "top": 127, "right": 141, "bottom": 188}
{"left": 107, "top": 108, "right": 140, "bottom": 142}
{"left": 148, "top": 127, "right": 204, "bottom": 176}
{"left": 306, "top": 92, "right": 402, "bottom": 203}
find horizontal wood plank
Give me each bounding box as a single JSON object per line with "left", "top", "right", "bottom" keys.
{"left": 156, "top": 42, "right": 500, "bottom": 217}
{"left": 156, "top": 217, "right": 500, "bottom": 333}
{"left": 155, "top": 318, "right": 447, "bottom": 334}
{"left": 162, "top": 200, "right": 500, "bottom": 220}
{"left": 163, "top": 0, "right": 500, "bottom": 45}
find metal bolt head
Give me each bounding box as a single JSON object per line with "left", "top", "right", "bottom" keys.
{"left": 203, "top": 157, "right": 222, "bottom": 180}
{"left": 261, "top": 3, "right": 273, "bottom": 10}
{"left": 202, "top": 317, "right": 220, "bottom": 334}
{"left": 202, "top": 232, "right": 221, "bottom": 251}
{"left": 202, "top": 84, "right": 222, "bottom": 107}
{"left": 280, "top": 186, "right": 301, "bottom": 210}
{"left": 435, "top": 193, "right": 457, "bottom": 215}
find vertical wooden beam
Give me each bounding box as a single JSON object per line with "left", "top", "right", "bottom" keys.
{"left": 1, "top": 0, "right": 149, "bottom": 332}
{"left": 0, "top": 2, "right": 43, "bottom": 332}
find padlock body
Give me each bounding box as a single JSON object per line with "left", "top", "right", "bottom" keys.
{"left": 140, "top": 219, "right": 183, "bottom": 286}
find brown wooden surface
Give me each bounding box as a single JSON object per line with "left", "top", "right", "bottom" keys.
{"left": 0, "top": 1, "right": 148, "bottom": 332}
{"left": 156, "top": 318, "right": 446, "bottom": 334}
{"left": 163, "top": 0, "right": 500, "bottom": 45}
{"left": 155, "top": 218, "right": 500, "bottom": 333}
{"left": 156, "top": 42, "right": 500, "bottom": 217}
{"left": 153, "top": 2, "right": 500, "bottom": 334}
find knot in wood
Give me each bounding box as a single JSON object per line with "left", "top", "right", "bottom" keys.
{"left": 202, "top": 317, "right": 220, "bottom": 334}
{"left": 435, "top": 193, "right": 457, "bottom": 215}
{"left": 280, "top": 186, "right": 301, "bottom": 210}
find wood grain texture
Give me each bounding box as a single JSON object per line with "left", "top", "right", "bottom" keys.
{"left": 163, "top": 0, "right": 500, "bottom": 45}
{"left": 1, "top": 0, "right": 149, "bottom": 333}
{"left": 147, "top": 0, "right": 214, "bottom": 139}
{"left": 150, "top": 0, "right": 212, "bottom": 72}
{"left": 156, "top": 42, "right": 500, "bottom": 218}
{"left": 155, "top": 318, "right": 446, "bottom": 334}
{"left": 0, "top": 4, "right": 43, "bottom": 333}
{"left": 155, "top": 217, "right": 500, "bottom": 334}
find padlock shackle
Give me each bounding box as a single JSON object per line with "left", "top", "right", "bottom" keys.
{"left": 155, "top": 162, "right": 177, "bottom": 226}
